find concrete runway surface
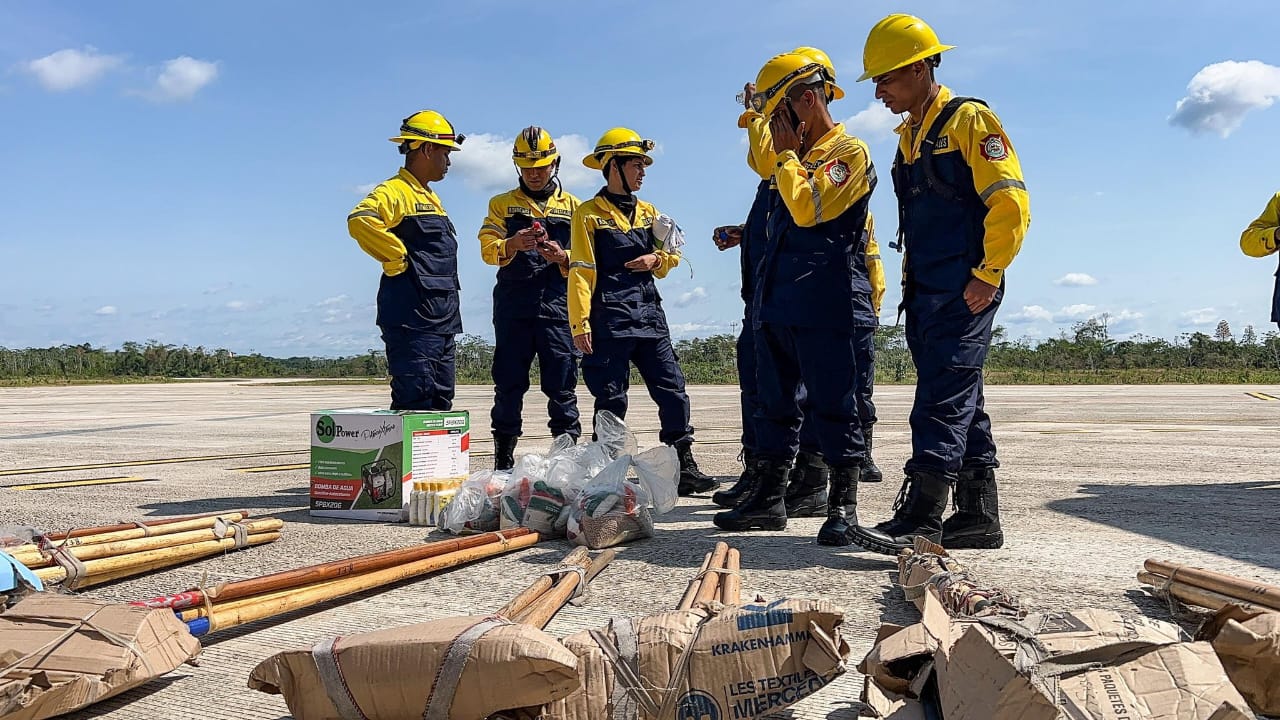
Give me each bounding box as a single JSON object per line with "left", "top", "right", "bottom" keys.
{"left": 2, "top": 381, "right": 1278, "bottom": 719}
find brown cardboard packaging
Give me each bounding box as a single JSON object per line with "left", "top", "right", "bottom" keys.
{"left": 0, "top": 594, "right": 200, "bottom": 720}
{"left": 539, "top": 598, "right": 849, "bottom": 720}
{"left": 248, "top": 614, "right": 580, "bottom": 720}
{"left": 1196, "top": 604, "right": 1280, "bottom": 715}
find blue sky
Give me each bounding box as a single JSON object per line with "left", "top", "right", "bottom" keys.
{"left": 2, "top": 0, "right": 1279, "bottom": 357}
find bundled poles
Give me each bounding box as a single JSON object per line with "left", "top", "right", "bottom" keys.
{"left": 509, "top": 548, "right": 617, "bottom": 629}
{"left": 1139, "top": 559, "right": 1280, "bottom": 613}
{"left": 2, "top": 513, "right": 280, "bottom": 590}
{"left": 36, "top": 509, "right": 252, "bottom": 543}
{"left": 678, "top": 542, "right": 741, "bottom": 610}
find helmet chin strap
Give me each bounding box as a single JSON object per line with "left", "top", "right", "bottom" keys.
{"left": 612, "top": 156, "right": 635, "bottom": 195}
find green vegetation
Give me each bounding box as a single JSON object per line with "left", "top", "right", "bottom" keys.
{"left": 5, "top": 318, "right": 1280, "bottom": 386}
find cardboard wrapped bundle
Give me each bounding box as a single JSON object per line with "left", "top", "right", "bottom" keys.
{"left": 1195, "top": 604, "right": 1280, "bottom": 716}
{"left": 248, "top": 614, "right": 580, "bottom": 720}
{"left": 537, "top": 598, "right": 849, "bottom": 720}
{"left": 0, "top": 594, "right": 200, "bottom": 720}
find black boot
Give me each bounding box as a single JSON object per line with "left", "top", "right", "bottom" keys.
{"left": 784, "top": 451, "right": 828, "bottom": 517}
{"left": 493, "top": 433, "right": 518, "bottom": 471}
{"left": 713, "top": 457, "right": 789, "bottom": 531}
{"left": 676, "top": 441, "right": 719, "bottom": 496}
{"left": 816, "top": 465, "right": 859, "bottom": 545}
{"left": 942, "top": 468, "right": 1004, "bottom": 549}
{"left": 713, "top": 451, "right": 758, "bottom": 508}
{"left": 860, "top": 426, "right": 883, "bottom": 483}
{"left": 848, "top": 469, "right": 951, "bottom": 555}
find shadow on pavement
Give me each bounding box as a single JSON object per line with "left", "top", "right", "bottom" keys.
{"left": 1045, "top": 480, "right": 1280, "bottom": 571}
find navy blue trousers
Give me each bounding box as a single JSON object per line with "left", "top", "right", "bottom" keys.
{"left": 580, "top": 335, "right": 693, "bottom": 446}
{"left": 490, "top": 318, "right": 581, "bottom": 438}
{"left": 381, "top": 328, "right": 455, "bottom": 411}
{"left": 753, "top": 323, "right": 865, "bottom": 467}
{"left": 904, "top": 293, "right": 1000, "bottom": 477}
{"left": 737, "top": 317, "right": 820, "bottom": 455}
{"left": 853, "top": 325, "right": 878, "bottom": 428}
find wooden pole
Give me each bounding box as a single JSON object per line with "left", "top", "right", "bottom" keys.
{"left": 188, "top": 531, "right": 540, "bottom": 636}
{"left": 1137, "top": 571, "right": 1268, "bottom": 613}
{"left": 678, "top": 552, "right": 714, "bottom": 611}
{"left": 135, "top": 529, "right": 532, "bottom": 610}
{"left": 692, "top": 542, "right": 730, "bottom": 608}
{"left": 35, "top": 532, "right": 280, "bottom": 587}
{"left": 24, "top": 513, "right": 249, "bottom": 550}
{"left": 37, "top": 510, "right": 252, "bottom": 542}
{"left": 720, "top": 548, "right": 741, "bottom": 606}
{"left": 497, "top": 546, "right": 590, "bottom": 619}
{"left": 9, "top": 519, "right": 283, "bottom": 568}
{"left": 1143, "top": 560, "right": 1280, "bottom": 612}
{"left": 516, "top": 549, "right": 617, "bottom": 630}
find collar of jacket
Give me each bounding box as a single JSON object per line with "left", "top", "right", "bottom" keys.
{"left": 397, "top": 167, "right": 438, "bottom": 200}
{"left": 895, "top": 84, "right": 955, "bottom": 160}
{"left": 798, "top": 122, "right": 850, "bottom": 164}
{"left": 512, "top": 186, "right": 571, "bottom": 214}
{"left": 591, "top": 193, "right": 650, "bottom": 231}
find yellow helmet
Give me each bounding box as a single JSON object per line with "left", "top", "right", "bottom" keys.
{"left": 751, "top": 52, "right": 832, "bottom": 116}
{"left": 583, "top": 127, "right": 655, "bottom": 170}
{"left": 858, "top": 14, "right": 955, "bottom": 82}
{"left": 388, "top": 110, "right": 465, "bottom": 153}
{"left": 790, "top": 46, "right": 845, "bottom": 101}
{"left": 512, "top": 126, "right": 559, "bottom": 168}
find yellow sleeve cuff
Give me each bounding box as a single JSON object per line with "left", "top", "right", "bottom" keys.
{"left": 382, "top": 257, "right": 408, "bottom": 276}
{"left": 972, "top": 266, "right": 1003, "bottom": 287}
{"left": 737, "top": 110, "right": 761, "bottom": 129}
{"left": 571, "top": 319, "right": 591, "bottom": 335}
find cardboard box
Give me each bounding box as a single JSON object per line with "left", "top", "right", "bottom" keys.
{"left": 0, "top": 594, "right": 200, "bottom": 720}
{"left": 248, "top": 614, "right": 580, "bottom": 720}
{"left": 539, "top": 598, "right": 850, "bottom": 720}
{"left": 1196, "top": 604, "right": 1280, "bottom": 715}
{"left": 310, "top": 408, "right": 469, "bottom": 521}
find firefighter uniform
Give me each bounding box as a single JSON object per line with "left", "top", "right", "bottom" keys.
{"left": 1240, "top": 192, "right": 1280, "bottom": 326}
{"left": 479, "top": 181, "right": 582, "bottom": 442}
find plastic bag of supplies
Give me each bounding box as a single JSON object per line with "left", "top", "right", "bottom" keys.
{"left": 440, "top": 470, "right": 509, "bottom": 534}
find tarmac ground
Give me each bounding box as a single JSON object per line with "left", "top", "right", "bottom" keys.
{"left": 2, "top": 381, "right": 1278, "bottom": 719}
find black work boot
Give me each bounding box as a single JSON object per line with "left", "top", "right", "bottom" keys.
{"left": 942, "top": 468, "right": 1004, "bottom": 549}
{"left": 676, "top": 441, "right": 719, "bottom": 496}
{"left": 860, "top": 426, "right": 884, "bottom": 483}
{"left": 848, "top": 469, "right": 951, "bottom": 555}
{"left": 713, "top": 451, "right": 758, "bottom": 508}
{"left": 816, "top": 464, "right": 860, "bottom": 546}
{"left": 493, "top": 433, "right": 518, "bottom": 471}
{"left": 784, "top": 451, "right": 829, "bottom": 517}
{"left": 713, "top": 457, "right": 790, "bottom": 531}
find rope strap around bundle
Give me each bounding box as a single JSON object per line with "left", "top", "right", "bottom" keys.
{"left": 130, "top": 521, "right": 154, "bottom": 536}
{"left": 542, "top": 564, "right": 590, "bottom": 604}
{"left": 422, "top": 616, "right": 512, "bottom": 720}
{"left": 0, "top": 605, "right": 154, "bottom": 677}
{"left": 49, "top": 545, "right": 89, "bottom": 590}
{"left": 213, "top": 517, "right": 249, "bottom": 549}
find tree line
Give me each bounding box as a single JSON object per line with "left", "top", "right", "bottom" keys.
{"left": 5, "top": 318, "right": 1280, "bottom": 385}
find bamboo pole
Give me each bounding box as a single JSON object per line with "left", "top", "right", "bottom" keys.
{"left": 720, "top": 548, "right": 741, "bottom": 606}
{"left": 1136, "top": 571, "right": 1268, "bottom": 613}
{"left": 498, "top": 546, "right": 590, "bottom": 619}
{"left": 38, "top": 510, "right": 252, "bottom": 542}
{"left": 23, "top": 512, "right": 249, "bottom": 551}
{"left": 692, "top": 542, "right": 730, "bottom": 608}
{"left": 1143, "top": 560, "right": 1280, "bottom": 612}
{"left": 9, "top": 519, "right": 283, "bottom": 568}
{"left": 135, "top": 529, "right": 533, "bottom": 610}
{"left": 678, "top": 552, "right": 714, "bottom": 611}
{"left": 186, "top": 531, "right": 540, "bottom": 636}
{"left": 36, "top": 532, "right": 280, "bottom": 587}
{"left": 515, "top": 549, "right": 617, "bottom": 630}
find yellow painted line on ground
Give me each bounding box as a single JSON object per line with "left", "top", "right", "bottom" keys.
{"left": 233, "top": 463, "right": 310, "bottom": 473}
{"left": 1143, "top": 428, "right": 1204, "bottom": 433}
{"left": 1030, "top": 429, "right": 1102, "bottom": 435}
{"left": 1246, "top": 392, "right": 1279, "bottom": 401}
{"left": 0, "top": 449, "right": 307, "bottom": 477}
{"left": 9, "top": 476, "right": 151, "bottom": 491}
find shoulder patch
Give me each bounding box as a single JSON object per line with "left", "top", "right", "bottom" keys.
{"left": 980, "top": 134, "right": 1008, "bottom": 161}
{"left": 824, "top": 159, "right": 851, "bottom": 187}
{"left": 934, "top": 136, "right": 949, "bottom": 150}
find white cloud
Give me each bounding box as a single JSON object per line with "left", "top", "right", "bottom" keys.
{"left": 843, "top": 101, "right": 899, "bottom": 140}
{"left": 1055, "top": 304, "right": 1097, "bottom": 321}
{"left": 149, "top": 56, "right": 218, "bottom": 101}
{"left": 1170, "top": 60, "right": 1280, "bottom": 137}
{"left": 225, "top": 300, "right": 248, "bottom": 311}
{"left": 353, "top": 183, "right": 378, "bottom": 195}
{"left": 450, "top": 132, "right": 597, "bottom": 194}
{"left": 1054, "top": 273, "right": 1098, "bottom": 287}
{"left": 1007, "top": 305, "right": 1053, "bottom": 323}
{"left": 94, "top": 305, "right": 118, "bottom": 316}
{"left": 674, "top": 287, "right": 708, "bottom": 307}
{"left": 203, "top": 282, "right": 232, "bottom": 295}
{"left": 317, "top": 294, "right": 349, "bottom": 306}
{"left": 25, "top": 47, "right": 123, "bottom": 91}
{"left": 669, "top": 321, "right": 722, "bottom": 336}
{"left": 1181, "top": 307, "right": 1217, "bottom": 326}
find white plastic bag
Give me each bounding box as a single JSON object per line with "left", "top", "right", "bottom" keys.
{"left": 632, "top": 445, "right": 679, "bottom": 514}
{"left": 566, "top": 456, "right": 654, "bottom": 549}
{"left": 499, "top": 453, "right": 570, "bottom": 536}
{"left": 652, "top": 213, "right": 686, "bottom": 252}
{"left": 440, "top": 470, "right": 508, "bottom": 534}
{"left": 593, "top": 411, "right": 637, "bottom": 460}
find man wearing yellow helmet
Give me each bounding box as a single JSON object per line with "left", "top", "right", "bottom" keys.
{"left": 1240, "top": 191, "right": 1280, "bottom": 328}
{"left": 848, "top": 14, "right": 1031, "bottom": 555}
{"left": 713, "top": 52, "right": 878, "bottom": 540}
{"left": 567, "top": 128, "right": 716, "bottom": 495}
{"left": 347, "top": 110, "right": 465, "bottom": 410}
{"left": 478, "top": 127, "right": 582, "bottom": 469}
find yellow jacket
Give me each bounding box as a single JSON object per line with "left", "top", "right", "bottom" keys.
{"left": 895, "top": 85, "right": 1030, "bottom": 287}
{"left": 866, "top": 213, "right": 886, "bottom": 316}
{"left": 1241, "top": 192, "right": 1280, "bottom": 257}
{"left": 478, "top": 188, "right": 580, "bottom": 266}
{"left": 567, "top": 195, "right": 679, "bottom": 337}
{"left": 347, "top": 168, "right": 446, "bottom": 277}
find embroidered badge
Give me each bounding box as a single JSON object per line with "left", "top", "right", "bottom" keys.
{"left": 980, "top": 134, "right": 1008, "bottom": 161}
{"left": 824, "top": 159, "right": 851, "bottom": 186}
